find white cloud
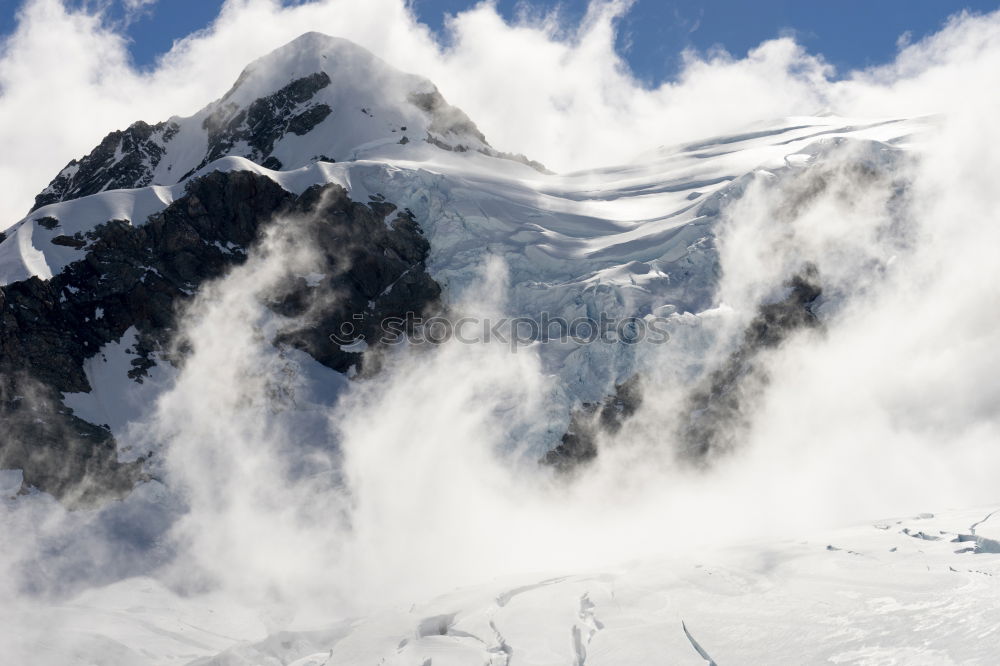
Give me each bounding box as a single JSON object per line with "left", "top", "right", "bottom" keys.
{"left": 3, "top": 1, "right": 1000, "bottom": 658}
{"left": 2, "top": 0, "right": 995, "bottom": 227}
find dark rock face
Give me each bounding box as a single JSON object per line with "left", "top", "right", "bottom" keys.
{"left": 0, "top": 375, "right": 143, "bottom": 507}
{"left": 191, "top": 72, "right": 334, "bottom": 178}
{"left": 667, "top": 150, "right": 905, "bottom": 461}
{"left": 408, "top": 90, "right": 488, "bottom": 146}
{"left": 677, "top": 265, "right": 823, "bottom": 459}
{"left": 29, "top": 71, "right": 335, "bottom": 212}
{"left": 51, "top": 235, "right": 87, "bottom": 248}
{"left": 32, "top": 120, "right": 178, "bottom": 211}
{"left": 407, "top": 90, "right": 551, "bottom": 174}
{"left": 1, "top": 170, "right": 439, "bottom": 505}
{"left": 542, "top": 376, "right": 643, "bottom": 472}
{"left": 266, "top": 184, "right": 442, "bottom": 374}
{"left": 542, "top": 267, "right": 822, "bottom": 472}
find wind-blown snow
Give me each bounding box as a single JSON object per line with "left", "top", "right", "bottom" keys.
{"left": 0, "top": 109, "right": 928, "bottom": 409}
{"left": 4, "top": 506, "right": 999, "bottom": 664}
{"left": 0, "top": 112, "right": 927, "bottom": 287}
{"left": 2, "top": 16, "right": 1000, "bottom": 666}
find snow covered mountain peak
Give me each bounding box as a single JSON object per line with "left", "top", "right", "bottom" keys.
{"left": 29, "top": 32, "right": 511, "bottom": 212}
{"left": 0, "top": 27, "right": 931, "bottom": 505}
{"left": 221, "top": 32, "right": 402, "bottom": 104}
{"left": 202, "top": 31, "right": 491, "bottom": 158}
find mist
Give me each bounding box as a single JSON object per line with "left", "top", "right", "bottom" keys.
{"left": 2, "top": 0, "right": 1000, "bottom": 661}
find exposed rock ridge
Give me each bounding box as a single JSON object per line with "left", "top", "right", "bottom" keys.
{"left": 2, "top": 170, "right": 440, "bottom": 504}
{"left": 32, "top": 120, "right": 179, "bottom": 211}
{"left": 190, "top": 72, "right": 335, "bottom": 177}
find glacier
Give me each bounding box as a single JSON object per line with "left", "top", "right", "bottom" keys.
{"left": 1, "top": 30, "right": 999, "bottom": 665}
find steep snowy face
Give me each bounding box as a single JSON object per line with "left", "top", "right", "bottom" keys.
{"left": 0, "top": 31, "right": 933, "bottom": 502}
{"left": 9, "top": 28, "right": 1000, "bottom": 665}
{"left": 30, "top": 32, "right": 499, "bottom": 211}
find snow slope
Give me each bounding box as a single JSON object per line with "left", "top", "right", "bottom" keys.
{"left": 3, "top": 35, "right": 984, "bottom": 666}
{"left": 0, "top": 108, "right": 928, "bottom": 416}
{"left": 30, "top": 33, "right": 498, "bottom": 208}
{"left": 4, "top": 505, "right": 997, "bottom": 664}
{"left": 0, "top": 33, "right": 929, "bottom": 355}
{"left": 0, "top": 112, "right": 928, "bottom": 288}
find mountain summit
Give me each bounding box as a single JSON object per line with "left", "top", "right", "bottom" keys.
{"left": 0, "top": 33, "right": 922, "bottom": 505}
{"left": 2, "top": 8, "right": 999, "bottom": 663}
{"left": 31, "top": 32, "right": 523, "bottom": 211}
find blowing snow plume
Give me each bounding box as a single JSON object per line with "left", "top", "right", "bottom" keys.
{"left": 2, "top": 2, "right": 1000, "bottom": 663}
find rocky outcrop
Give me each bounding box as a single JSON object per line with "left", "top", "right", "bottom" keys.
{"left": 31, "top": 72, "right": 335, "bottom": 211}
{"left": 32, "top": 120, "right": 178, "bottom": 211}
{"left": 191, "top": 72, "right": 334, "bottom": 177}
{"left": 677, "top": 265, "right": 823, "bottom": 459}
{"left": 542, "top": 266, "right": 822, "bottom": 472}
{"left": 27, "top": 32, "right": 554, "bottom": 230}
{"left": 0, "top": 375, "right": 142, "bottom": 507}
{"left": 542, "top": 376, "right": 643, "bottom": 472}
{"left": 408, "top": 89, "right": 550, "bottom": 173}
{"left": 1, "top": 170, "right": 440, "bottom": 505}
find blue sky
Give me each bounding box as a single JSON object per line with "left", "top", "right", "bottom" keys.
{"left": 2, "top": 1, "right": 997, "bottom": 81}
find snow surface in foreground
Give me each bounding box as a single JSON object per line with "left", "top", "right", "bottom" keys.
{"left": 4, "top": 505, "right": 998, "bottom": 665}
